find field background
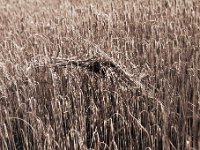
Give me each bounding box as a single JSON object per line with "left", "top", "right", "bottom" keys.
{"left": 0, "top": 0, "right": 200, "bottom": 149}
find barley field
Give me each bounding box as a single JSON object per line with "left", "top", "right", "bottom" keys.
{"left": 0, "top": 0, "right": 200, "bottom": 150}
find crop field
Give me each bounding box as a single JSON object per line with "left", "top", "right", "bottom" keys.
{"left": 0, "top": 0, "right": 200, "bottom": 149}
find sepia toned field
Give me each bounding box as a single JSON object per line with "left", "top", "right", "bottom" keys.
{"left": 0, "top": 0, "right": 200, "bottom": 149}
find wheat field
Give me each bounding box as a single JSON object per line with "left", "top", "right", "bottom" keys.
{"left": 0, "top": 0, "right": 200, "bottom": 149}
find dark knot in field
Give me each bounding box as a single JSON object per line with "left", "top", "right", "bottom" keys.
{"left": 87, "top": 61, "right": 106, "bottom": 76}
{"left": 86, "top": 60, "right": 117, "bottom": 77}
